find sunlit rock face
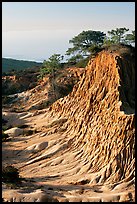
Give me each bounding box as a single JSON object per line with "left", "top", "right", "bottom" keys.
{"left": 50, "top": 45, "right": 135, "bottom": 186}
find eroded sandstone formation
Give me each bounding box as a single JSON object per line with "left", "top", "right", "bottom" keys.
{"left": 49, "top": 45, "right": 135, "bottom": 188}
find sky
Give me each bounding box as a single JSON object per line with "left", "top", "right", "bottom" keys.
{"left": 2, "top": 2, "right": 135, "bottom": 62}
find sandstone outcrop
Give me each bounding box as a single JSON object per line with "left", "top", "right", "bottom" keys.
{"left": 4, "top": 127, "right": 24, "bottom": 137}
{"left": 48, "top": 44, "right": 135, "bottom": 195}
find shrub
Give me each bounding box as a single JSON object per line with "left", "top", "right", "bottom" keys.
{"left": 37, "top": 54, "right": 63, "bottom": 79}
{"left": 2, "top": 125, "right": 8, "bottom": 131}
{"left": 76, "top": 57, "right": 89, "bottom": 68}
{"left": 2, "top": 165, "right": 20, "bottom": 183}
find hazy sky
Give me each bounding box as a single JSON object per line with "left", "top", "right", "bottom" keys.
{"left": 2, "top": 2, "right": 135, "bottom": 62}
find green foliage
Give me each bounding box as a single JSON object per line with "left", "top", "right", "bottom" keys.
{"left": 38, "top": 54, "right": 64, "bottom": 79}
{"left": 66, "top": 45, "right": 103, "bottom": 67}
{"left": 2, "top": 58, "right": 42, "bottom": 73}
{"left": 66, "top": 30, "right": 106, "bottom": 57}
{"left": 2, "top": 82, "right": 20, "bottom": 96}
{"left": 76, "top": 57, "right": 89, "bottom": 68}
{"left": 88, "top": 45, "right": 103, "bottom": 56}
{"left": 67, "top": 54, "right": 84, "bottom": 65}
{"left": 103, "top": 36, "right": 115, "bottom": 46}
{"left": 107, "top": 27, "right": 129, "bottom": 44}
{"left": 125, "top": 30, "right": 135, "bottom": 45}
{"left": 2, "top": 125, "right": 8, "bottom": 131}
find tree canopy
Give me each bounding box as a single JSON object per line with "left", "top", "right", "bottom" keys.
{"left": 38, "top": 54, "right": 63, "bottom": 79}
{"left": 38, "top": 27, "right": 135, "bottom": 71}
{"left": 125, "top": 30, "right": 135, "bottom": 45}
{"left": 107, "top": 27, "right": 129, "bottom": 44}
{"left": 66, "top": 30, "right": 106, "bottom": 57}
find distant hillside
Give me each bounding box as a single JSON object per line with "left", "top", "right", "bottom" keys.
{"left": 2, "top": 58, "right": 42, "bottom": 73}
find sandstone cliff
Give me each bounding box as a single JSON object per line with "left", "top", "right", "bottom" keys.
{"left": 50, "top": 45, "right": 135, "bottom": 186}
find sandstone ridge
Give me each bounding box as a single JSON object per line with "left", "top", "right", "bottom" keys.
{"left": 49, "top": 45, "right": 135, "bottom": 185}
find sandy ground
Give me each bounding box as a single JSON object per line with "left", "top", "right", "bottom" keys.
{"left": 2, "top": 109, "right": 135, "bottom": 202}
